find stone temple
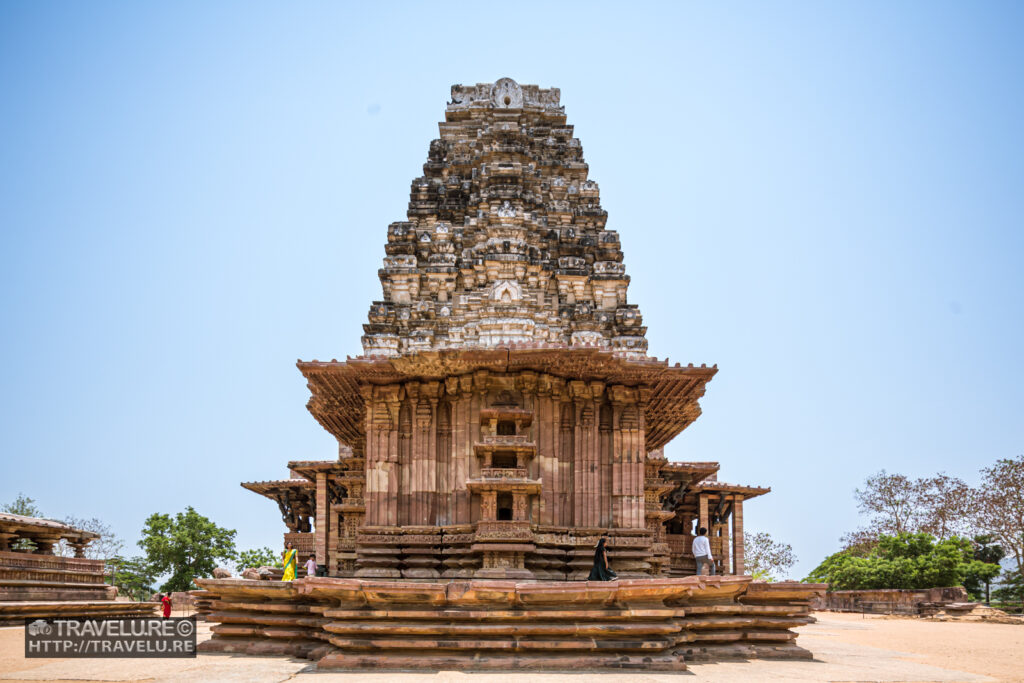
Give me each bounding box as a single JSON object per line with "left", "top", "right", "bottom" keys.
{"left": 0, "top": 513, "right": 155, "bottom": 625}
{"left": 196, "top": 79, "right": 824, "bottom": 670}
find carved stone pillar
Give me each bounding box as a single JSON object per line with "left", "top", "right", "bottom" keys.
{"left": 512, "top": 493, "right": 528, "bottom": 522}
{"left": 315, "top": 473, "right": 328, "bottom": 567}
{"left": 732, "top": 497, "right": 745, "bottom": 575}
{"left": 698, "top": 495, "right": 709, "bottom": 535}
{"left": 558, "top": 388, "right": 573, "bottom": 527}
{"left": 480, "top": 491, "right": 497, "bottom": 521}
{"left": 328, "top": 507, "right": 340, "bottom": 576}
{"left": 385, "top": 388, "right": 402, "bottom": 528}
{"left": 715, "top": 520, "right": 730, "bottom": 575}
{"left": 34, "top": 535, "right": 59, "bottom": 555}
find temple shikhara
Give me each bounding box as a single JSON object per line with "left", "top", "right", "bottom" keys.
{"left": 198, "top": 79, "right": 824, "bottom": 670}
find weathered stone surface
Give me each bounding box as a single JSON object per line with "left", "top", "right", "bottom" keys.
{"left": 213, "top": 567, "right": 233, "bottom": 579}
{"left": 0, "top": 517, "right": 157, "bottom": 624}
{"left": 195, "top": 576, "right": 826, "bottom": 670}
{"left": 241, "top": 567, "right": 261, "bottom": 580}
{"left": 0, "top": 600, "right": 157, "bottom": 626}
{"left": 823, "top": 586, "right": 969, "bottom": 614}
{"left": 924, "top": 603, "right": 1024, "bottom": 623}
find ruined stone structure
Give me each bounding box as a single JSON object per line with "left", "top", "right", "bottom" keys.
{"left": 0, "top": 513, "right": 155, "bottom": 624}
{"left": 199, "top": 79, "right": 824, "bottom": 669}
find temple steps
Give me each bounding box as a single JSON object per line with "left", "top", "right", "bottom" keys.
{"left": 193, "top": 576, "right": 826, "bottom": 670}
{"left": 0, "top": 600, "right": 157, "bottom": 626}
{"left": 321, "top": 607, "right": 685, "bottom": 620}
{"left": 323, "top": 635, "right": 678, "bottom": 652}
{"left": 208, "top": 611, "right": 330, "bottom": 629}
{"left": 0, "top": 578, "right": 110, "bottom": 589}
{"left": 684, "top": 603, "right": 808, "bottom": 616}
{"left": 679, "top": 615, "right": 815, "bottom": 630}
{"left": 317, "top": 652, "right": 688, "bottom": 671}
{"left": 689, "top": 629, "right": 798, "bottom": 643}
{"left": 0, "top": 567, "right": 105, "bottom": 580}
{"left": 321, "top": 620, "right": 681, "bottom": 637}
{"left": 0, "top": 577, "right": 116, "bottom": 603}
{"left": 0, "top": 588, "right": 113, "bottom": 602}
{"left": 209, "top": 600, "right": 326, "bottom": 614}
{"left": 675, "top": 641, "right": 814, "bottom": 662}
{"left": 199, "top": 635, "right": 326, "bottom": 659}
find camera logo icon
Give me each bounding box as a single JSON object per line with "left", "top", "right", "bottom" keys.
{"left": 27, "top": 620, "right": 52, "bottom": 636}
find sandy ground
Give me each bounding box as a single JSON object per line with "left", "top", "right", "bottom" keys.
{"left": 0, "top": 612, "right": 1020, "bottom": 682}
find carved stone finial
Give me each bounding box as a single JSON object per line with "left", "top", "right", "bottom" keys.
{"left": 492, "top": 78, "right": 522, "bottom": 108}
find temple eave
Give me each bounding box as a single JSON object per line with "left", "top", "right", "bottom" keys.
{"left": 299, "top": 347, "right": 716, "bottom": 453}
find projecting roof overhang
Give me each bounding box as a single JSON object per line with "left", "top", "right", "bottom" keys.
{"left": 691, "top": 481, "right": 771, "bottom": 500}
{"left": 660, "top": 462, "right": 721, "bottom": 487}
{"left": 297, "top": 346, "right": 716, "bottom": 456}
{"left": 0, "top": 512, "right": 100, "bottom": 542}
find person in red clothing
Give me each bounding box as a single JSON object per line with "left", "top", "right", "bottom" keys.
{"left": 161, "top": 593, "right": 172, "bottom": 618}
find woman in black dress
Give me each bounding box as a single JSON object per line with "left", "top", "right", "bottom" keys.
{"left": 588, "top": 537, "right": 617, "bottom": 581}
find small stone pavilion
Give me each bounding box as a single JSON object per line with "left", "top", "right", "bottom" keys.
{"left": 200, "top": 80, "right": 823, "bottom": 670}
{"left": 0, "top": 513, "right": 155, "bottom": 624}
{"left": 242, "top": 78, "right": 766, "bottom": 581}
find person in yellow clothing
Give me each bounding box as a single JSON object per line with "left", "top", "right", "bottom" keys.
{"left": 281, "top": 541, "right": 297, "bottom": 581}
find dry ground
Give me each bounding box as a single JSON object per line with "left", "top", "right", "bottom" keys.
{"left": 0, "top": 611, "right": 1021, "bottom": 682}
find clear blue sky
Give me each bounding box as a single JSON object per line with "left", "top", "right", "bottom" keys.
{"left": 2, "top": 1, "right": 1022, "bottom": 579}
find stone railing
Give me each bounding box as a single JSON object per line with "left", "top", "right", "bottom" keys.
{"left": 666, "top": 533, "right": 693, "bottom": 556}
{"left": 479, "top": 467, "right": 529, "bottom": 479}
{"left": 0, "top": 550, "right": 114, "bottom": 604}
{"left": 0, "top": 551, "right": 104, "bottom": 575}
{"left": 824, "top": 586, "right": 969, "bottom": 614}
{"left": 475, "top": 520, "right": 532, "bottom": 541}
{"left": 284, "top": 533, "right": 315, "bottom": 554}
{"left": 478, "top": 435, "right": 535, "bottom": 448}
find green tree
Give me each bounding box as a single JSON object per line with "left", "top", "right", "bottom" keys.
{"left": 804, "top": 532, "right": 1001, "bottom": 591}
{"left": 964, "top": 535, "right": 1005, "bottom": 602}
{"left": 106, "top": 555, "right": 157, "bottom": 601}
{"left": 1, "top": 492, "right": 41, "bottom": 517}
{"left": 992, "top": 570, "right": 1024, "bottom": 608}
{"left": 2, "top": 493, "right": 42, "bottom": 550}
{"left": 804, "top": 548, "right": 854, "bottom": 585}
{"left": 138, "top": 507, "right": 237, "bottom": 593}
{"left": 235, "top": 547, "right": 282, "bottom": 572}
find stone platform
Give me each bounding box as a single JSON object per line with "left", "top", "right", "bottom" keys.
{"left": 0, "top": 546, "right": 158, "bottom": 626}
{"left": 193, "top": 576, "right": 826, "bottom": 671}
{"left": 0, "top": 600, "right": 158, "bottom": 626}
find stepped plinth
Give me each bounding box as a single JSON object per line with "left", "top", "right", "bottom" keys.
{"left": 194, "top": 576, "right": 826, "bottom": 670}
{"left": 0, "top": 514, "right": 156, "bottom": 625}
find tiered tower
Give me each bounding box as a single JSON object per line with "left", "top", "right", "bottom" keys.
{"left": 361, "top": 78, "right": 646, "bottom": 358}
